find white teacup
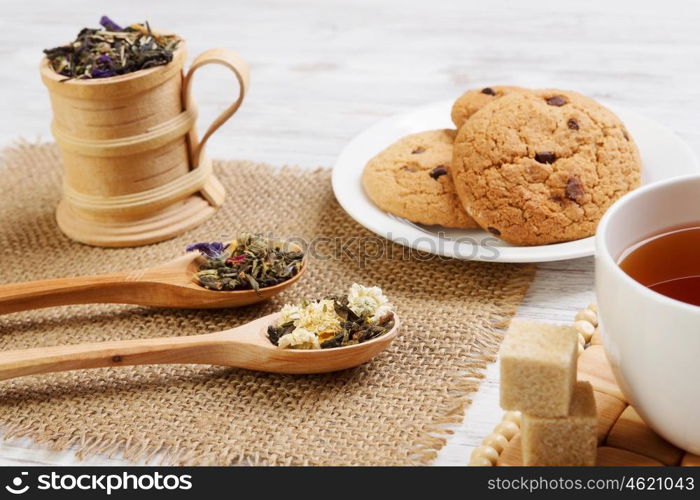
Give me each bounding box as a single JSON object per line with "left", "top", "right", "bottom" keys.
{"left": 596, "top": 173, "right": 700, "bottom": 454}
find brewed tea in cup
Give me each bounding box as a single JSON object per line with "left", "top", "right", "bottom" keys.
{"left": 619, "top": 224, "right": 700, "bottom": 307}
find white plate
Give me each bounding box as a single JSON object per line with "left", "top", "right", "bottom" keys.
{"left": 332, "top": 100, "right": 699, "bottom": 263}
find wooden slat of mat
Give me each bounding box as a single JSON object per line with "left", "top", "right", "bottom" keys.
{"left": 606, "top": 406, "right": 683, "bottom": 465}
{"left": 593, "top": 390, "right": 626, "bottom": 445}
{"left": 597, "top": 447, "right": 664, "bottom": 466}
{"left": 497, "top": 434, "right": 522, "bottom": 466}
{"left": 577, "top": 346, "right": 625, "bottom": 401}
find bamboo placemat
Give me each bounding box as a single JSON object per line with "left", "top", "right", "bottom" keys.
{"left": 0, "top": 142, "right": 534, "bottom": 465}
{"left": 472, "top": 305, "right": 700, "bottom": 467}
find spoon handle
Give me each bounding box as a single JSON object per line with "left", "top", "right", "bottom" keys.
{"left": 0, "top": 332, "right": 236, "bottom": 381}
{"left": 0, "top": 271, "right": 163, "bottom": 315}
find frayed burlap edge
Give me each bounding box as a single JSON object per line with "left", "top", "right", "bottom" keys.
{"left": 403, "top": 270, "right": 535, "bottom": 464}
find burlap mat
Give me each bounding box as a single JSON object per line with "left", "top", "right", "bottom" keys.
{"left": 0, "top": 142, "right": 534, "bottom": 465}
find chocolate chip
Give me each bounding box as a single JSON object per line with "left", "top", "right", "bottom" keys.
{"left": 567, "top": 118, "right": 579, "bottom": 130}
{"left": 412, "top": 146, "right": 426, "bottom": 154}
{"left": 429, "top": 167, "right": 448, "bottom": 180}
{"left": 112, "top": 355, "right": 123, "bottom": 363}
{"left": 546, "top": 96, "right": 567, "bottom": 106}
{"left": 535, "top": 151, "right": 557, "bottom": 164}
{"left": 481, "top": 87, "right": 496, "bottom": 95}
{"left": 487, "top": 226, "right": 501, "bottom": 236}
{"left": 565, "top": 177, "right": 585, "bottom": 202}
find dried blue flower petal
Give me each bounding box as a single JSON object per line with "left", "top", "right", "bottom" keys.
{"left": 186, "top": 242, "right": 229, "bottom": 259}
{"left": 96, "top": 54, "right": 113, "bottom": 66}
{"left": 91, "top": 68, "right": 115, "bottom": 78}
{"left": 91, "top": 54, "right": 115, "bottom": 78}
{"left": 99, "top": 15, "right": 122, "bottom": 31}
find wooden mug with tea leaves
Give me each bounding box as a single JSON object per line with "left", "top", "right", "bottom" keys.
{"left": 40, "top": 41, "right": 249, "bottom": 247}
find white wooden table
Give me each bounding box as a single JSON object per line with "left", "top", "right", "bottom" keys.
{"left": 0, "top": 0, "right": 698, "bottom": 466}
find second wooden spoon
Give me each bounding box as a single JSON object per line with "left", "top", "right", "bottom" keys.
{"left": 0, "top": 252, "right": 306, "bottom": 315}
{"left": 0, "top": 312, "right": 400, "bottom": 378}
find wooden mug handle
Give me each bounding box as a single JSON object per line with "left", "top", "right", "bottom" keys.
{"left": 182, "top": 48, "right": 250, "bottom": 166}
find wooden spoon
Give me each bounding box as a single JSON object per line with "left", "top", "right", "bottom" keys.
{"left": 0, "top": 252, "right": 306, "bottom": 315}
{"left": 0, "top": 312, "right": 400, "bottom": 378}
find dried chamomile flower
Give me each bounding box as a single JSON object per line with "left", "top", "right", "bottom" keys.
{"left": 278, "top": 304, "right": 301, "bottom": 325}
{"left": 347, "top": 283, "right": 392, "bottom": 321}
{"left": 268, "top": 284, "right": 395, "bottom": 350}
{"left": 277, "top": 328, "right": 320, "bottom": 350}
{"left": 294, "top": 299, "right": 342, "bottom": 338}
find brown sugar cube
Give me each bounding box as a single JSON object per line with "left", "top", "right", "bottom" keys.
{"left": 521, "top": 381, "right": 597, "bottom": 466}
{"left": 606, "top": 406, "right": 683, "bottom": 465}
{"left": 577, "top": 345, "right": 625, "bottom": 401}
{"left": 596, "top": 447, "right": 663, "bottom": 466}
{"left": 594, "top": 391, "right": 627, "bottom": 445}
{"left": 681, "top": 453, "right": 700, "bottom": 466}
{"left": 500, "top": 320, "right": 578, "bottom": 417}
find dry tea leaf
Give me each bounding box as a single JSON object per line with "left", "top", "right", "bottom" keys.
{"left": 187, "top": 234, "right": 304, "bottom": 292}
{"left": 43, "top": 16, "right": 180, "bottom": 79}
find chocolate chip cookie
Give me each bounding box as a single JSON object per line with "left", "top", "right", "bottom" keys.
{"left": 451, "top": 86, "right": 526, "bottom": 128}
{"left": 451, "top": 89, "right": 641, "bottom": 245}
{"left": 362, "top": 129, "right": 477, "bottom": 228}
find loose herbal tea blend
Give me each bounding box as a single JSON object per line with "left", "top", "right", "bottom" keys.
{"left": 43, "top": 16, "right": 180, "bottom": 79}
{"left": 267, "top": 284, "right": 395, "bottom": 349}
{"left": 186, "top": 234, "right": 304, "bottom": 292}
